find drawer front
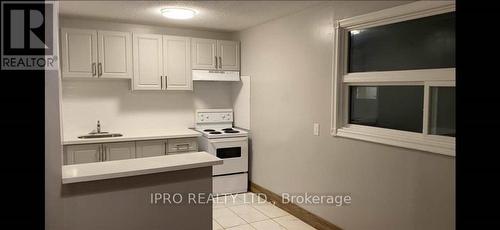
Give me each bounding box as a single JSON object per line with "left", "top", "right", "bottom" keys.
{"left": 167, "top": 138, "right": 198, "bottom": 153}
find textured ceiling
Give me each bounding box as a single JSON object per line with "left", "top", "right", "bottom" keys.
{"left": 59, "top": 1, "right": 322, "bottom": 32}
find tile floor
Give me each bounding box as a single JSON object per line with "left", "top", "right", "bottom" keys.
{"left": 213, "top": 192, "right": 316, "bottom": 230}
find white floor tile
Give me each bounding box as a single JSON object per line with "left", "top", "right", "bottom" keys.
{"left": 252, "top": 203, "right": 289, "bottom": 218}
{"left": 213, "top": 193, "right": 316, "bottom": 230}
{"left": 273, "top": 215, "right": 316, "bottom": 230}
{"left": 229, "top": 204, "right": 269, "bottom": 223}
{"left": 213, "top": 207, "right": 247, "bottom": 228}
{"left": 215, "top": 194, "right": 245, "bottom": 207}
{"left": 225, "top": 224, "right": 256, "bottom": 230}
{"left": 213, "top": 220, "right": 223, "bottom": 230}
{"left": 250, "top": 219, "right": 287, "bottom": 230}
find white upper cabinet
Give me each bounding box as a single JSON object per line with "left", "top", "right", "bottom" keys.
{"left": 163, "top": 36, "right": 192, "bottom": 90}
{"left": 98, "top": 30, "right": 132, "bottom": 79}
{"left": 132, "top": 33, "right": 164, "bottom": 90}
{"left": 61, "top": 28, "right": 132, "bottom": 79}
{"left": 191, "top": 38, "right": 217, "bottom": 70}
{"left": 192, "top": 38, "right": 239, "bottom": 71}
{"left": 217, "top": 40, "right": 240, "bottom": 71}
{"left": 61, "top": 28, "right": 98, "bottom": 78}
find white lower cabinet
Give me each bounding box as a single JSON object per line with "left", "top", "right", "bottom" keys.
{"left": 135, "top": 140, "right": 167, "bottom": 158}
{"left": 104, "top": 142, "right": 136, "bottom": 161}
{"left": 64, "top": 142, "right": 135, "bottom": 165}
{"left": 64, "top": 144, "right": 101, "bottom": 165}
{"left": 64, "top": 138, "right": 198, "bottom": 165}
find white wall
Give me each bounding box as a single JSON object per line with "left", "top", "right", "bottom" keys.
{"left": 61, "top": 80, "right": 234, "bottom": 138}
{"left": 46, "top": 3, "right": 63, "bottom": 229}
{"left": 235, "top": 1, "right": 455, "bottom": 229}
{"left": 60, "top": 18, "right": 235, "bottom": 139}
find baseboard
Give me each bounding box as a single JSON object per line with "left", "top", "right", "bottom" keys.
{"left": 250, "top": 182, "right": 342, "bottom": 230}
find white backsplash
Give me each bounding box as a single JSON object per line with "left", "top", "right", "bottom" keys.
{"left": 61, "top": 79, "right": 234, "bottom": 140}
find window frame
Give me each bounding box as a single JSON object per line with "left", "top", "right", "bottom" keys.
{"left": 331, "top": 1, "right": 456, "bottom": 156}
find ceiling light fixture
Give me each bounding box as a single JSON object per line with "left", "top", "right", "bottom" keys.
{"left": 161, "top": 8, "right": 196, "bottom": 20}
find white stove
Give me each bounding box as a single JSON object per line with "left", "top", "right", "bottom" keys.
{"left": 195, "top": 109, "right": 248, "bottom": 195}
{"left": 195, "top": 109, "right": 248, "bottom": 138}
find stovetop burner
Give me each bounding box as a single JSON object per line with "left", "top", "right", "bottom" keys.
{"left": 204, "top": 129, "right": 216, "bottom": 132}
{"left": 209, "top": 131, "right": 222, "bottom": 134}
{"left": 224, "top": 130, "right": 240, "bottom": 133}
{"left": 222, "top": 128, "right": 234, "bottom": 131}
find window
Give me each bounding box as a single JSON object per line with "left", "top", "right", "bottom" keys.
{"left": 332, "top": 2, "right": 455, "bottom": 156}
{"left": 348, "top": 12, "right": 455, "bottom": 72}
{"left": 429, "top": 86, "right": 455, "bottom": 137}
{"left": 349, "top": 86, "right": 424, "bottom": 133}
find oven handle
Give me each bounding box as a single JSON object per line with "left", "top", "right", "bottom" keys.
{"left": 208, "top": 137, "right": 247, "bottom": 143}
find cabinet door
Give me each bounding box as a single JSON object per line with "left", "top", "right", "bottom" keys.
{"left": 136, "top": 140, "right": 166, "bottom": 158}
{"left": 104, "top": 142, "right": 136, "bottom": 161}
{"left": 217, "top": 40, "right": 240, "bottom": 71}
{"left": 61, "top": 28, "right": 98, "bottom": 78}
{"left": 132, "top": 33, "right": 163, "bottom": 90}
{"left": 98, "top": 30, "right": 132, "bottom": 79}
{"left": 163, "top": 36, "right": 192, "bottom": 90}
{"left": 191, "top": 38, "right": 217, "bottom": 70}
{"left": 64, "top": 144, "right": 101, "bottom": 165}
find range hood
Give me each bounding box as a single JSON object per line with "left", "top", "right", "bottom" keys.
{"left": 192, "top": 70, "right": 240, "bottom": 81}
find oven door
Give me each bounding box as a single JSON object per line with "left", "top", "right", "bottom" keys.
{"left": 209, "top": 137, "right": 248, "bottom": 176}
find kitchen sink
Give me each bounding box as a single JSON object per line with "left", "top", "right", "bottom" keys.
{"left": 78, "top": 133, "right": 123, "bottom": 139}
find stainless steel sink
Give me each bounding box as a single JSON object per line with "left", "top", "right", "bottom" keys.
{"left": 78, "top": 133, "right": 123, "bottom": 139}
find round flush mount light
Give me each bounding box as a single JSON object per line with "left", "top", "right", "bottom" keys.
{"left": 161, "top": 8, "right": 196, "bottom": 20}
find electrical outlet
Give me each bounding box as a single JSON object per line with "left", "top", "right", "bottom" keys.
{"left": 313, "top": 123, "right": 320, "bottom": 136}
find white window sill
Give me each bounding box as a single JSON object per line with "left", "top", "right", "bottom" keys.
{"left": 334, "top": 125, "right": 455, "bottom": 156}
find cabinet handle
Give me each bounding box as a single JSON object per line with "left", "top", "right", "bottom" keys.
{"left": 98, "top": 63, "right": 103, "bottom": 77}
{"left": 98, "top": 146, "right": 102, "bottom": 161}
{"left": 176, "top": 143, "right": 190, "bottom": 151}
{"left": 104, "top": 146, "right": 107, "bottom": 161}
{"left": 165, "top": 76, "right": 168, "bottom": 89}
{"left": 92, "top": 62, "right": 96, "bottom": 76}
{"left": 215, "top": 56, "right": 218, "bottom": 69}
{"left": 160, "top": 76, "right": 163, "bottom": 89}
{"left": 219, "top": 56, "right": 222, "bottom": 69}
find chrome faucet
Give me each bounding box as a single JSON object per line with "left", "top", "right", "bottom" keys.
{"left": 96, "top": 120, "right": 101, "bottom": 133}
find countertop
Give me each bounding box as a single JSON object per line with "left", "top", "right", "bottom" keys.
{"left": 63, "top": 128, "right": 202, "bottom": 145}
{"left": 62, "top": 151, "right": 222, "bottom": 184}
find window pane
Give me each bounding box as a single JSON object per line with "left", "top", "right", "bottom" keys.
{"left": 348, "top": 12, "right": 455, "bottom": 72}
{"left": 429, "top": 87, "right": 455, "bottom": 137}
{"left": 349, "top": 86, "right": 424, "bottom": 133}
